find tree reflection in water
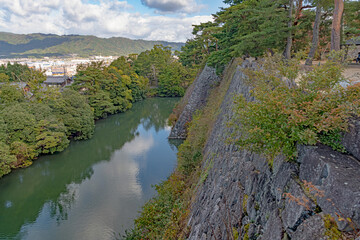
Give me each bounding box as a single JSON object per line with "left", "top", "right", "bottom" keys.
{"left": 0, "top": 98, "right": 179, "bottom": 240}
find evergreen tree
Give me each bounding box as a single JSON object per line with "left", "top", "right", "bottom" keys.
{"left": 134, "top": 45, "right": 172, "bottom": 86}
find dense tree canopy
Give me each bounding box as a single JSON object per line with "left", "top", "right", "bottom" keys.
{"left": 72, "top": 60, "right": 142, "bottom": 119}
{"left": 0, "top": 44, "right": 196, "bottom": 177}
{"left": 0, "top": 63, "right": 31, "bottom": 82}
{"left": 132, "top": 45, "right": 196, "bottom": 97}
{"left": 343, "top": 0, "right": 360, "bottom": 39}
{"left": 48, "top": 89, "right": 95, "bottom": 140}
{"left": 179, "top": 0, "right": 360, "bottom": 73}
{"left": 0, "top": 65, "right": 95, "bottom": 177}
{"left": 134, "top": 45, "right": 172, "bottom": 86}
{"left": 0, "top": 86, "right": 96, "bottom": 177}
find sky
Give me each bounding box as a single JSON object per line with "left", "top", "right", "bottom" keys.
{"left": 0, "top": 0, "right": 227, "bottom": 42}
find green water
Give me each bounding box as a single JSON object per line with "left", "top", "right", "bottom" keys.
{"left": 0, "top": 98, "right": 181, "bottom": 240}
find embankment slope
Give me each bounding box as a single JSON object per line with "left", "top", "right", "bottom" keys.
{"left": 173, "top": 59, "right": 360, "bottom": 239}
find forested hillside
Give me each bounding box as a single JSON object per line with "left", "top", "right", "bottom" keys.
{"left": 0, "top": 32, "right": 184, "bottom": 58}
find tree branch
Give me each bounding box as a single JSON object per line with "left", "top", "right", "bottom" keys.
{"left": 300, "top": 5, "right": 314, "bottom": 10}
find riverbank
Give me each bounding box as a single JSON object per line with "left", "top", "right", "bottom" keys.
{"left": 0, "top": 44, "right": 195, "bottom": 179}
{"left": 0, "top": 98, "right": 180, "bottom": 239}
{"left": 127, "top": 57, "right": 360, "bottom": 239}
{"left": 124, "top": 60, "right": 240, "bottom": 239}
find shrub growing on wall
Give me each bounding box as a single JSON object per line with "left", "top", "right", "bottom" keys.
{"left": 230, "top": 53, "right": 360, "bottom": 160}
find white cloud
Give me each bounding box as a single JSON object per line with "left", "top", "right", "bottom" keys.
{"left": 141, "top": 0, "right": 204, "bottom": 13}
{"left": 0, "top": 0, "right": 212, "bottom": 42}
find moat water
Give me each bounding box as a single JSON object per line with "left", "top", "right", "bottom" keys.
{"left": 0, "top": 98, "right": 180, "bottom": 240}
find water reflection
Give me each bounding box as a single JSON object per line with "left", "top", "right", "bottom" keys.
{"left": 0, "top": 98, "right": 179, "bottom": 240}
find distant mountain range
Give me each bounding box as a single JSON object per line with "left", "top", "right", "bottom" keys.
{"left": 0, "top": 32, "right": 185, "bottom": 58}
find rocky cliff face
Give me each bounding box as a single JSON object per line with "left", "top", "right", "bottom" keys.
{"left": 177, "top": 60, "right": 360, "bottom": 239}
{"left": 169, "top": 66, "right": 220, "bottom": 139}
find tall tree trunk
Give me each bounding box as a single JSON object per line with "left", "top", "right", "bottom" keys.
{"left": 305, "top": 5, "right": 322, "bottom": 66}
{"left": 151, "top": 64, "right": 158, "bottom": 86}
{"left": 285, "top": 0, "right": 294, "bottom": 59}
{"left": 331, "top": 0, "right": 344, "bottom": 51}
{"left": 294, "top": 0, "right": 303, "bottom": 26}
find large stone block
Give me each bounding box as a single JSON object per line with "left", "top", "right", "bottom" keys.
{"left": 291, "top": 214, "right": 326, "bottom": 240}
{"left": 260, "top": 210, "right": 283, "bottom": 240}
{"left": 299, "top": 145, "right": 360, "bottom": 231}
{"left": 281, "top": 179, "right": 315, "bottom": 233}
{"left": 342, "top": 117, "right": 360, "bottom": 160}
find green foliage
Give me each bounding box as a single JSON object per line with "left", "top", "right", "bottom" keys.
{"left": 72, "top": 61, "right": 135, "bottom": 119}
{"left": 211, "top": 0, "right": 289, "bottom": 73}
{"left": 9, "top": 141, "right": 36, "bottom": 167}
{"left": 223, "top": 0, "right": 242, "bottom": 5}
{"left": 0, "top": 86, "right": 93, "bottom": 176}
{"left": 0, "top": 83, "right": 25, "bottom": 104}
{"left": 89, "top": 90, "right": 116, "bottom": 119}
{"left": 0, "top": 63, "right": 49, "bottom": 103}
{"left": 181, "top": 0, "right": 359, "bottom": 74}
{"left": 49, "top": 89, "right": 94, "bottom": 140}
{"left": 0, "top": 43, "right": 194, "bottom": 178}
{"left": 106, "top": 65, "right": 140, "bottom": 104}
{"left": 132, "top": 175, "right": 186, "bottom": 239}
{"left": 124, "top": 0, "right": 359, "bottom": 237}
{"left": 1, "top": 104, "right": 37, "bottom": 144}
{"left": 71, "top": 56, "right": 156, "bottom": 120}
{"left": 0, "top": 99, "right": 76, "bottom": 175}
{"left": 34, "top": 119, "right": 69, "bottom": 154}
{"left": 0, "top": 73, "right": 9, "bottom": 82}
{"left": 177, "top": 113, "right": 206, "bottom": 175}
{"left": 318, "top": 130, "right": 346, "bottom": 153}
{"left": 110, "top": 56, "right": 135, "bottom": 76}
{"left": 226, "top": 0, "right": 289, "bottom": 55}
{"left": 230, "top": 54, "right": 360, "bottom": 160}
{"left": 26, "top": 69, "right": 47, "bottom": 99}
{"left": 133, "top": 45, "right": 195, "bottom": 97}
{"left": 0, "top": 142, "right": 16, "bottom": 177}
{"left": 0, "top": 44, "right": 191, "bottom": 178}
{"left": 0, "top": 62, "right": 32, "bottom": 82}
{"left": 178, "top": 38, "right": 207, "bottom": 68}
{"left": 343, "top": 1, "right": 360, "bottom": 40}
{"left": 292, "top": 8, "right": 317, "bottom": 53}
{"left": 232, "top": 227, "right": 239, "bottom": 240}
{"left": 134, "top": 45, "right": 172, "bottom": 86}
{"left": 72, "top": 61, "right": 106, "bottom": 95}
{"left": 179, "top": 0, "right": 289, "bottom": 74}
{"left": 0, "top": 117, "right": 8, "bottom": 142}
{"left": 199, "top": 158, "right": 214, "bottom": 184}
{"left": 110, "top": 56, "right": 148, "bottom": 101}
{"left": 243, "top": 223, "right": 250, "bottom": 240}
{"left": 128, "top": 75, "right": 148, "bottom": 102}
{"left": 324, "top": 214, "right": 343, "bottom": 240}
{"left": 157, "top": 62, "right": 192, "bottom": 97}
{"left": 179, "top": 21, "right": 220, "bottom": 69}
